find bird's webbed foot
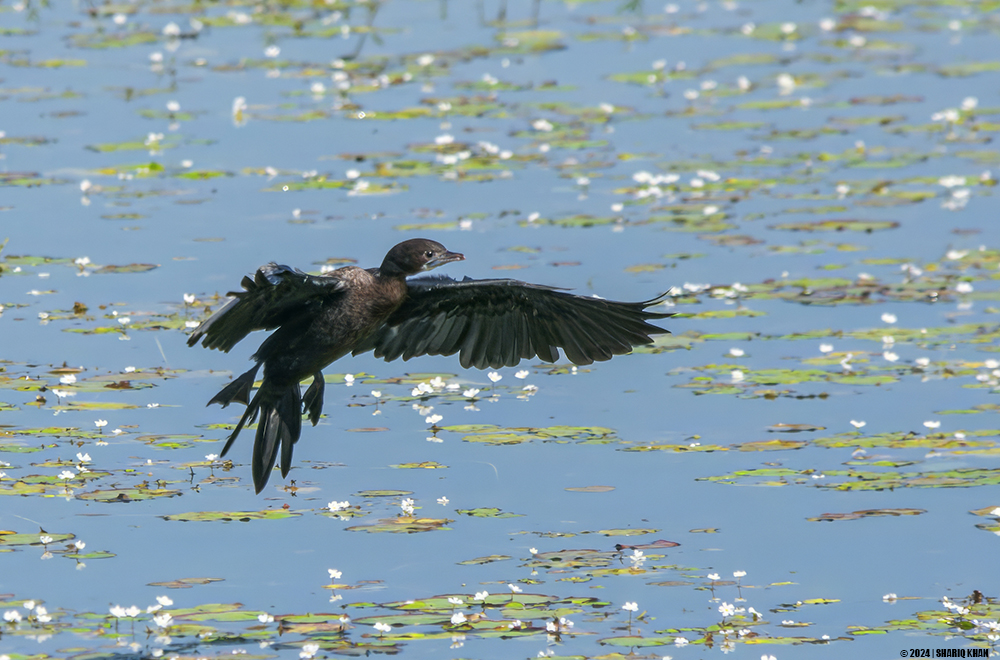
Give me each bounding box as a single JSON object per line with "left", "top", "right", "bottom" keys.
{"left": 302, "top": 371, "right": 325, "bottom": 426}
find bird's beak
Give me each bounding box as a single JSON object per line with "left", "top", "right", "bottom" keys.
{"left": 424, "top": 251, "right": 465, "bottom": 270}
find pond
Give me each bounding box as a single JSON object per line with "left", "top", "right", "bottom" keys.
{"left": 1, "top": 0, "right": 999, "bottom": 658}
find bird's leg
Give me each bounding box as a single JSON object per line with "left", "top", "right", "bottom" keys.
{"left": 302, "top": 372, "right": 325, "bottom": 426}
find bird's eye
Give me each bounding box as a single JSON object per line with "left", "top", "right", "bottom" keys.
{"left": 424, "top": 250, "right": 434, "bottom": 258}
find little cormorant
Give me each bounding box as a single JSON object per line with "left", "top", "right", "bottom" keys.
{"left": 188, "top": 238, "right": 671, "bottom": 492}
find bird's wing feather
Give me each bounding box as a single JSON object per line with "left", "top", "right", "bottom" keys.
{"left": 187, "top": 263, "right": 348, "bottom": 352}
{"left": 353, "top": 276, "right": 672, "bottom": 369}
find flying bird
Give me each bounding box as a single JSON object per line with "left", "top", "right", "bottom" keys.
{"left": 188, "top": 238, "right": 671, "bottom": 492}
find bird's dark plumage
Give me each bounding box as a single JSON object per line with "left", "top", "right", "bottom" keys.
{"left": 188, "top": 238, "right": 671, "bottom": 493}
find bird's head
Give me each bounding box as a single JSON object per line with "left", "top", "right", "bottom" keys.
{"left": 381, "top": 238, "right": 464, "bottom": 277}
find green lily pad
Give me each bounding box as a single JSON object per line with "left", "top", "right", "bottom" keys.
{"left": 355, "top": 489, "right": 413, "bottom": 498}
{"left": 0, "top": 531, "right": 74, "bottom": 546}
{"left": 455, "top": 507, "right": 524, "bottom": 518}
{"left": 78, "top": 488, "right": 183, "bottom": 502}
{"left": 807, "top": 508, "right": 926, "bottom": 522}
{"left": 147, "top": 577, "right": 225, "bottom": 589}
{"left": 457, "top": 554, "right": 512, "bottom": 565}
{"left": 390, "top": 461, "right": 447, "bottom": 469}
{"left": 162, "top": 509, "right": 303, "bottom": 522}
{"left": 770, "top": 219, "right": 900, "bottom": 232}
{"left": 345, "top": 516, "right": 453, "bottom": 533}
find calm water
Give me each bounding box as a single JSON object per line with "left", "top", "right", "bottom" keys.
{"left": 1, "top": 1, "right": 999, "bottom": 658}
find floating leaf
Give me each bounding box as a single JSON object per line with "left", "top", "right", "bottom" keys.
{"left": 92, "top": 263, "right": 160, "bottom": 274}
{"left": 770, "top": 219, "right": 900, "bottom": 232}
{"left": 391, "top": 461, "right": 448, "bottom": 469}
{"left": 147, "top": 577, "right": 225, "bottom": 589}
{"left": 808, "top": 509, "right": 926, "bottom": 522}
{"left": 78, "top": 488, "right": 183, "bottom": 503}
{"left": 457, "top": 554, "right": 512, "bottom": 565}
{"left": 455, "top": 507, "right": 524, "bottom": 518}
{"left": 162, "top": 509, "right": 303, "bottom": 522}
{"left": 565, "top": 485, "right": 615, "bottom": 493}
{"left": 345, "top": 517, "right": 453, "bottom": 534}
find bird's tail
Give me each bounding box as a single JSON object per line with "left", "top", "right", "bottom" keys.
{"left": 250, "top": 384, "right": 302, "bottom": 494}
{"left": 210, "top": 365, "right": 303, "bottom": 493}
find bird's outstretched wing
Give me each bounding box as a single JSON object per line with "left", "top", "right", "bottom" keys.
{"left": 354, "top": 276, "right": 672, "bottom": 369}
{"left": 187, "top": 263, "right": 347, "bottom": 352}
